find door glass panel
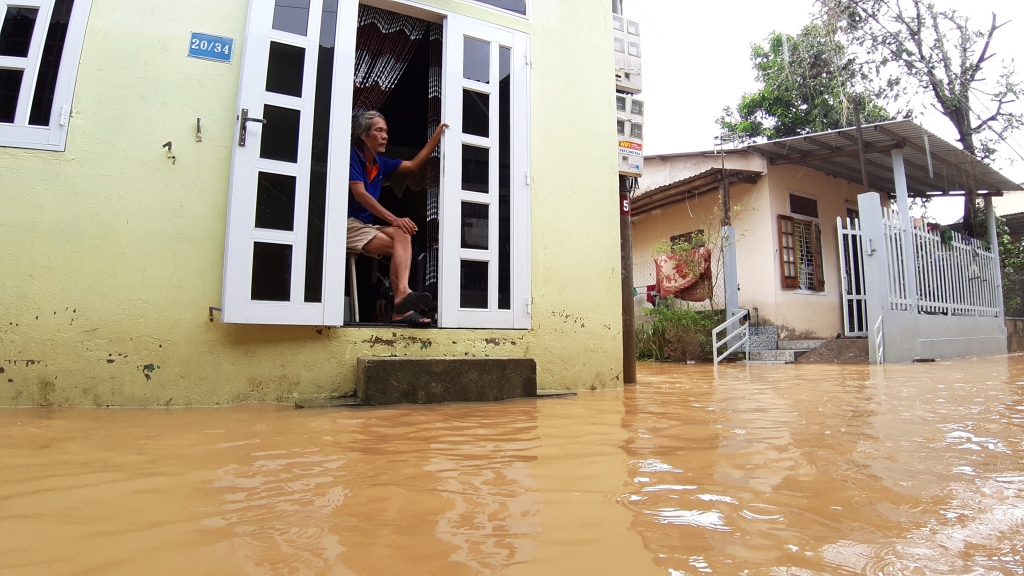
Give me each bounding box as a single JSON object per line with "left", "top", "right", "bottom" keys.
{"left": 460, "top": 260, "right": 488, "bottom": 309}
{"left": 0, "top": 7, "right": 38, "bottom": 57}
{"left": 0, "top": 69, "right": 24, "bottom": 123}
{"left": 463, "top": 37, "right": 489, "bottom": 83}
{"left": 498, "top": 46, "right": 511, "bottom": 310}
{"left": 462, "top": 144, "right": 489, "bottom": 193}
{"left": 272, "top": 0, "right": 310, "bottom": 36}
{"left": 259, "top": 105, "right": 301, "bottom": 163}
{"left": 29, "top": 0, "right": 74, "bottom": 126}
{"left": 304, "top": 0, "right": 338, "bottom": 304}
{"left": 266, "top": 42, "right": 305, "bottom": 97}
{"left": 462, "top": 89, "right": 488, "bottom": 138}
{"left": 461, "top": 202, "right": 489, "bottom": 250}
{"left": 255, "top": 172, "right": 297, "bottom": 231}
{"left": 468, "top": 0, "right": 526, "bottom": 16}
{"left": 251, "top": 242, "right": 293, "bottom": 301}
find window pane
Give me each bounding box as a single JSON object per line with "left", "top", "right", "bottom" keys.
{"left": 266, "top": 42, "right": 305, "bottom": 97}
{"left": 463, "top": 37, "right": 489, "bottom": 83}
{"left": 0, "top": 69, "right": 24, "bottom": 123}
{"left": 790, "top": 194, "right": 819, "bottom": 218}
{"left": 251, "top": 242, "right": 293, "bottom": 301}
{"left": 616, "top": 95, "right": 626, "bottom": 112}
{"left": 468, "top": 0, "right": 526, "bottom": 15}
{"left": 461, "top": 202, "right": 489, "bottom": 250}
{"left": 462, "top": 144, "right": 489, "bottom": 193}
{"left": 627, "top": 42, "right": 640, "bottom": 57}
{"left": 627, "top": 21, "right": 640, "bottom": 35}
{"left": 631, "top": 99, "right": 644, "bottom": 116}
{"left": 29, "top": 0, "right": 74, "bottom": 126}
{"left": 612, "top": 16, "right": 624, "bottom": 31}
{"left": 460, "top": 260, "right": 488, "bottom": 309}
{"left": 272, "top": 0, "right": 310, "bottom": 36}
{"left": 304, "top": 0, "right": 338, "bottom": 304}
{"left": 616, "top": 119, "right": 624, "bottom": 136}
{"left": 462, "top": 89, "right": 488, "bottom": 137}
{"left": 630, "top": 123, "right": 643, "bottom": 139}
{"left": 613, "top": 38, "right": 624, "bottom": 53}
{"left": 259, "top": 105, "right": 301, "bottom": 163}
{"left": 0, "top": 7, "right": 38, "bottom": 57}
{"left": 255, "top": 172, "right": 297, "bottom": 231}
{"left": 499, "top": 46, "right": 511, "bottom": 310}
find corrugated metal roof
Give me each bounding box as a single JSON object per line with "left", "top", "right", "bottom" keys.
{"left": 745, "top": 119, "right": 1022, "bottom": 197}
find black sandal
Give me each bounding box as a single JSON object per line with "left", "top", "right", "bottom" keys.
{"left": 391, "top": 311, "right": 432, "bottom": 328}
{"left": 393, "top": 292, "right": 431, "bottom": 314}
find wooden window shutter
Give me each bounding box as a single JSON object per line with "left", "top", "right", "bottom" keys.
{"left": 813, "top": 222, "right": 825, "bottom": 292}
{"left": 778, "top": 215, "right": 799, "bottom": 289}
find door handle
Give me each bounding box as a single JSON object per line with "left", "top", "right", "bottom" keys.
{"left": 237, "top": 108, "right": 266, "bottom": 147}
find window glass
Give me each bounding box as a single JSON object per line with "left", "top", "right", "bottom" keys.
{"left": 616, "top": 95, "right": 626, "bottom": 112}
{"left": 631, "top": 100, "right": 644, "bottom": 117}
{"left": 617, "top": 119, "right": 625, "bottom": 136}
{"left": 460, "top": 260, "right": 489, "bottom": 308}
{"left": 468, "top": 0, "right": 526, "bottom": 16}
{"left": 793, "top": 219, "right": 816, "bottom": 290}
{"left": 463, "top": 37, "right": 490, "bottom": 83}
{"left": 255, "top": 172, "right": 297, "bottom": 231}
{"left": 0, "top": 7, "right": 38, "bottom": 57}
{"left": 627, "top": 42, "right": 640, "bottom": 57}
{"left": 0, "top": 69, "right": 23, "bottom": 123}
{"left": 612, "top": 16, "right": 623, "bottom": 31}
{"left": 462, "top": 89, "right": 489, "bottom": 137}
{"left": 251, "top": 242, "right": 293, "bottom": 301}
{"left": 626, "top": 20, "right": 639, "bottom": 36}
{"left": 630, "top": 122, "right": 643, "bottom": 139}
{"left": 613, "top": 38, "right": 624, "bottom": 53}
{"left": 498, "top": 45, "right": 511, "bottom": 310}
{"left": 462, "top": 144, "right": 489, "bottom": 193}
{"left": 790, "top": 194, "right": 819, "bottom": 218}
{"left": 272, "top": 0, "right": 310, "bottom": 36}
{"left": 28, "top": 0, "right": 74, "bottom": 127}
{"left": 461, "top": 202, "right": 489, "bottom": 249}
{"left": 266, "top": 42, "right": 306, "bottom": 97}
{"left": 259, "top": 105, "right": 301, "bottom": 163}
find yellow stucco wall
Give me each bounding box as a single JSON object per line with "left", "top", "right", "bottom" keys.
{"left": 631, "top": 163, "right": 878, "bottom": 340}
{"left": 0, "top": 0, "right": 623, "bottom": 406}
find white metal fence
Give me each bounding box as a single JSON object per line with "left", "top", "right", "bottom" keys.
{"left": 911, "top": 219, "right": 1001, "bottom": 316}
{"left": 879, "top": 207, "right": 1000, "bottom": 317}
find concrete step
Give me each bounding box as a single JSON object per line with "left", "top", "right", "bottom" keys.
{"left": 776, "top": 340, "right": 826, "bottom": 351}
{"left": 746, "top": 349, "right": 808, "bottom": 363}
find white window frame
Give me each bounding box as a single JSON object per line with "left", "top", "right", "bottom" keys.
{"left": 0, "top": 0, "right": 92, "bottom": 151}
{"left": 627, "top": 41, "right": 640, "bottom": 57}
{"left": 456, "top": 0, "right": 530, "bottom": 20}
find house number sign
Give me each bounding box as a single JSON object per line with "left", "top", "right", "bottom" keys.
{"left": 188, "top": 32, "right": 234, "bottom": 63}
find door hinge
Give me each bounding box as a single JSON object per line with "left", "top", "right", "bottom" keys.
{"left": 59, "top": 104, "right": 70, "bottom": 126}
{"left": 524, "top": 170, "right": 530, "bottom": 185}
{"left": 525, "top": 297, "right": 532, "bottom": 315}
{"left": 524, "top": 51, "right": 530, "bottom": 66}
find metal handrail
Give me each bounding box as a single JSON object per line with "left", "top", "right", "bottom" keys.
{"left": 873, "top": 316, "right": 884, "bottom": 364}
{"left": 713, "top": 309, "right": 750, "bottom": 366}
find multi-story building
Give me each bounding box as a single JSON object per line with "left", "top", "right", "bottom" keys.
{"left": 613, "top": 0, "right": 643, "bottom": 177}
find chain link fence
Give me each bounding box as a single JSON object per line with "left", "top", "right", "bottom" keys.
{"left": 632, "top": 248, "right": 725, "bottom": 319}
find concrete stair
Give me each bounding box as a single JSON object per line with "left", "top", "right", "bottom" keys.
{"left": 743, "top": 340, "right": 825, "bottom": 364}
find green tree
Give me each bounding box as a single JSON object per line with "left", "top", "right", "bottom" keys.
{"left": 718, "top": 22, "right": 892, "bottom": 142}
{"left": 819, "top": 0, "right": 1023, "bottom": 237}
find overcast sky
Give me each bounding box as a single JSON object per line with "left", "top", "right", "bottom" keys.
{"left": 625, "top": 0, "right": 1024, "bottom": 223}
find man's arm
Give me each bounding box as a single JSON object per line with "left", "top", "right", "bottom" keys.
{"left": 349, "top": 181, "right": 418, "bottom": 235}
{"left": 395, "top": 123, "right": 450, "bottom": 174}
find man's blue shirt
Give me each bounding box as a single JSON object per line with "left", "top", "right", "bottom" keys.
{"left": 348, "top": 146, "right": 403, "bottom": 224}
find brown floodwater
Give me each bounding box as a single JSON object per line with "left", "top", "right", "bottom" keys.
{"left": 2, "top": 357, "right": 1024, "bottom": 575}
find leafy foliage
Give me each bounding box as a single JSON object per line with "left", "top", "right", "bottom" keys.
{"left": 636, "top": 307, "right": 725, "bottom": 363}
{"left": 818, "top": 0, "right": 1023, "bottom": 235}
{"left": 718, "top": 22, "right": 892, "bottom": 142}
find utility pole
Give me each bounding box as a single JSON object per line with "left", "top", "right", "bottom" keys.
{"left": 620, "top": 175, "right": 636, "bottom": 384}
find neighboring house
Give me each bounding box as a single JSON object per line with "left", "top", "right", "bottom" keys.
{"left": 631, "top": 120, "right": 1022, "bottom": 345}
{"left": 0, "top": 0, "right": 623, "bottom": 405}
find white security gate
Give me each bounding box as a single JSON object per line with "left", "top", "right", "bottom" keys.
{"left": 838, "top": 217, "right": 868, "bottom": 337}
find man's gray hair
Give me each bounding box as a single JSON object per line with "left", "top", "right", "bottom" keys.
{"left": 352, "top": 110, "right": 385, "bottom": 141}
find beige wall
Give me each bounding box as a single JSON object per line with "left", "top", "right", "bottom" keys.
{"left": 632, "top": 161, "right": 881, "bottom": 340}
{"left": 0, "top": 0, "right": 624, "bottom": 406}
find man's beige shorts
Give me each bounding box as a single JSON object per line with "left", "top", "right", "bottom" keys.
{"left": 347, "top": 217, "right": 386, "bottom": 254}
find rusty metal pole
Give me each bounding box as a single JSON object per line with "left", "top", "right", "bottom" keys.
{"left": 853, "top": 97, "right": 870, "bottom": 193}
{"left": 620, "top": 175, "right": 637, "bottom": 385}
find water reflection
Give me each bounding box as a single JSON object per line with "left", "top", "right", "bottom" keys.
{"left": 620, "top": 359, "right": 1024, "bottom": 575}
{"left": 1, "top": 357, "right": 1023, "bottom": 574}
{"left": 201, "top": 403, "right": 541, "bottom": 575}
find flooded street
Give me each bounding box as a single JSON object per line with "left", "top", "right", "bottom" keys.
{"left": 3, "top": 357, "right": 1024, "bottom": 575}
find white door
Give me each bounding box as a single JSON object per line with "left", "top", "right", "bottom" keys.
{"left": 439, "top": 15, "right": 530, "bottom": 329}
{"left": 222, "top": 0, "right": 358, "bottom": 325}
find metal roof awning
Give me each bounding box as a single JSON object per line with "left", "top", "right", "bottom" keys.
{"left": 745, "top": 119, "right": 1022, "bottom": 198}
{"left": 632, "top": 167, "right": 763, "bottom": 215}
